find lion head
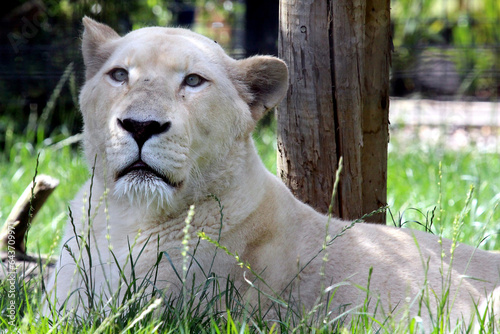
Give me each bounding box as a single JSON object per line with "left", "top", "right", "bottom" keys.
{"left": 79, "top": 17, "right": 288, "bottom": 213}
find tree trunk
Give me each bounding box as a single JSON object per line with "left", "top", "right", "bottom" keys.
{"left": 277, "top": 0, "right": 339, "bottom": 215}
{"left": 361, "top": 0, "right": 391, "bottom": 222}
{"left": 277, "top": 0, "right": 390, "bottom": 222}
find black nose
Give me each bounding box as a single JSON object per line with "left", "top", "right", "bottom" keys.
{"left": 118, "top": 118, "right": 171, "bottom": 148}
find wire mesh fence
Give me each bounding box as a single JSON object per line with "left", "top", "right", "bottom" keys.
{"left": 1, "top": 0, "right": 500, "bottom": 152}
{"left": 390, "top": 0, "right": 500, "bottom": 152}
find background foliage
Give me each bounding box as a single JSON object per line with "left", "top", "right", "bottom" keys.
{"left": 391, "top": 0, "right": 500, "bottom": 98}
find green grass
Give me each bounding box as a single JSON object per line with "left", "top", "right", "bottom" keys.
{"left": 387, "top": 140, "right": 500, "bottom": 251}
{"left": 1, "top": 120, "right": 499, "bottom": 332}
{"left": 0, "top": 139, "right": 88, "bottom": 255}
{"left": 253, "top": 120, "right": 500, "bottom": 251}
{"left": 1, "top": 181, "right": 497, "bottom": 333}
{"left": 1, "top": 121, "right": 499, "bottom": 253}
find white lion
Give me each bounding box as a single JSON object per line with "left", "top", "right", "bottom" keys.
{"left": 44, "top": 17, "right": 500, "bottom": 331}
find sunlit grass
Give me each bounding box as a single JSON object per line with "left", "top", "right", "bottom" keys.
{"left": 2, "top": 120, "right": 499, "bottom": 255}
{"left": 1, "top": 119, "right": 499, "bottom": 332}
{"left": 387, "top": 140, "right": 500, "bottom": 251}
{"left": 252, "top": 120, "right": 500, "bottom": 251}
{"left": 1, "top": 169, "right": 496, "bottom": 333}
{"left": 3, "top": 121, "right": 500, "bottom": 254}
{"left": 0, "top": 140, "right": 88, "bottom": 255}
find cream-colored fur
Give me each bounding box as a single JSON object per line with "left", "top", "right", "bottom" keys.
{"left": 45, "top": 17, "right": 500, "bottom": 330}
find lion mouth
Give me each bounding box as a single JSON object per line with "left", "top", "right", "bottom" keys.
{"left": 116, "top": 160, "right": 181, "bottom": 188}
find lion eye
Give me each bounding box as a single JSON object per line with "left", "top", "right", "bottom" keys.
{"left": 109, "top": 68, "right": 128, "bottom": 82}
{"left": 184, "top": 74, "right": 204, "bottom": 87}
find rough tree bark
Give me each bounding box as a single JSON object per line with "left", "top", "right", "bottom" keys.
{"left": 277, "top": 0, "right": 390, "bottom": 222}
{"left": 361, "top": 0, "right": 391, "bottom": 222}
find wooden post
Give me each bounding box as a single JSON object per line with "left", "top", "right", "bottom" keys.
{"left": 277, "top": 0, "right": 339, "bottom": 215}
{"left": 361, "top": 0, "right": 391, "bottom": 222}
{"left": 278, "top": 0, "right": 390, "bottom": 222}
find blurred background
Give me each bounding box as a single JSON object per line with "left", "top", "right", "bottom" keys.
{"left": 1, "top": 0, "right": 500, "bottom": 147}
{"left": 1, "top": 0, "right": 500, "bottom": 252}
{"left": 1, "top": 0, "right": 500, "bottom": 149}
{"left": 0, "top": 0, "right": 271, "bottom": 146}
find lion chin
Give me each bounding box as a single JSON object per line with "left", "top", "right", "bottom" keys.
{"left": 114, "top": 169, "right": 176, "bottom": 210}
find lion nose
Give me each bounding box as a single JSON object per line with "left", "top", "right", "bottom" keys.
{"left": 118, "top": 118, "right": 171, "bottom": 149}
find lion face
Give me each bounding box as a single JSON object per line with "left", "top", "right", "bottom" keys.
{"left": 79, "top": 18, "right": 288, "bottom": 212}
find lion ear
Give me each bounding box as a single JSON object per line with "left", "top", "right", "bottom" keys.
{"left": 82, "top": 16, "right": 121, "bottom": 80}
{"left": 238, "top": 56, "right": 289, "bottom": 121}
